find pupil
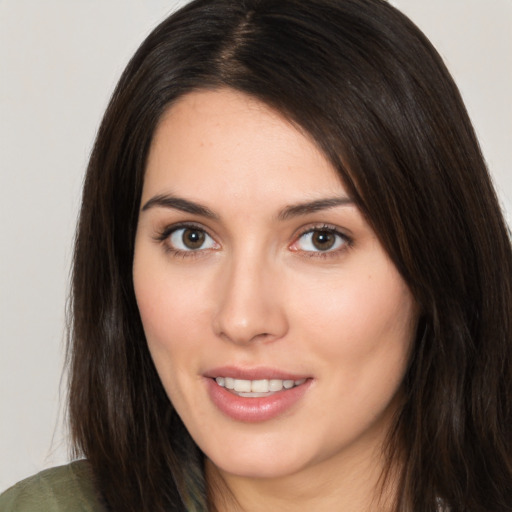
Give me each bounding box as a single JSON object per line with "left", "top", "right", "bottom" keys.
{"left": 312, "top": 231, "right": 335, "bottom": 251}
{"left": 183, "top": 229, "right": 205, "bottom": 249}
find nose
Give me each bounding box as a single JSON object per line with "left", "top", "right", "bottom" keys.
{"left": 212, "top": 251, "right": 289, "bottom": 345}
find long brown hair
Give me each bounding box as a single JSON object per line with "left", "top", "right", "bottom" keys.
{"left": 68, "top": 0, "right": 512, "bottom": 510}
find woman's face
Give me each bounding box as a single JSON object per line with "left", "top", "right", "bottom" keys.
{"left": 133, "top": 89, "right": 417, "bottom": 483}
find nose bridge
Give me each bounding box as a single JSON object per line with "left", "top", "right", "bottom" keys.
{"left": 213, "top": 243, "right": 288, "bottom": 345}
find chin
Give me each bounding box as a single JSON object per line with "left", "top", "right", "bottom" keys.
{"left": 202, "top": 433, "right": 317, "bottom": 480}
{"left": 209, "top": 454, "right": 307, "bottom": 480}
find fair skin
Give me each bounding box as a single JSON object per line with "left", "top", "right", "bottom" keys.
{"left": 133, "top": 88, "right": 418, "bottom": 511}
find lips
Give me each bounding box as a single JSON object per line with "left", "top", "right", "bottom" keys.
{"left": 204, "top": 367, "right": 312, "bottom": 422}
{"left": 204, "top": 366, "right": 309, "bottom": 381}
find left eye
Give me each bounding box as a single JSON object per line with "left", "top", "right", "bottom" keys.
{"left": 294, "top": 228, "right": 347, "bottom": 252}
{"left": 169, "top": 227, "right": 217, "bottom": 251}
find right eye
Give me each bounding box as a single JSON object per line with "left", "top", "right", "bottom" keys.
{"left": 168, "top": 226, "right": 218, "bottom": 252}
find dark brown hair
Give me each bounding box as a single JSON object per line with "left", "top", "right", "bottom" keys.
{"left": 68, "top": 0, "right": 512, "bottom": 510}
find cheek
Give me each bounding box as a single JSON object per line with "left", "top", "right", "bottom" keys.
{"left": 295, "top": 271, "right": 416, "bottom": 432}
{"left": 133, "top": 249, "right": 208, "bottom": 344}
{"left": 133, "top": 263, "right": 209, "bottom": 406}
{"left": 293, "top": 265, "right": 416, "bottom": 379}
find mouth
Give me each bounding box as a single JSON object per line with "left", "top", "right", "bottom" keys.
{"left": 204, "top": 366, "right": 312, "bottom": 421}
{"left": 206, "top": 372, "right": 312, "bottom": 422}
{"left": 214, "top": 377, "right": 307, "bottom": 397}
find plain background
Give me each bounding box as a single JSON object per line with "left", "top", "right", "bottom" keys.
{"left": 1, "top": 0, "right": 511, "bottom": 491}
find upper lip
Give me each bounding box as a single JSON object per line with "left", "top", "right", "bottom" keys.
{"left": 203, "top": 366, "right": 310, "bottom": 381}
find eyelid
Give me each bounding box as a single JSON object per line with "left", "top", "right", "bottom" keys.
{"left": 153, "top": 221, "right": 352, "bottom": 258}
{"left": 154, "top": 221, "right": 220, "bottom": 255}
{"left": 289, "top": 224, "right": 352, "bottom": 255}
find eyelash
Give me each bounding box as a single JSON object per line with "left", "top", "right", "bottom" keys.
{"left": 154, "top": 222, "right": 216, "bottom": 259}
{"left": 292, "top": 224, "right": 353, "bottom": 259}
{"left": 154, "top": 222, "right": 353, "bottom": 259}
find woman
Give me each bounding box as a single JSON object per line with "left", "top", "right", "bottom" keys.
{"left": 1, "top": 0, "right": 511, "bottom": 510}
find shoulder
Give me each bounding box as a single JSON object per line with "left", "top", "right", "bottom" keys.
{"left": 0, "top": 460, "right": 108, "bottom": 512}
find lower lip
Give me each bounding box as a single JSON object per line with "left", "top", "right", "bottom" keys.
{"left": 205, "top": 378, "right": 312, "bottom": 423}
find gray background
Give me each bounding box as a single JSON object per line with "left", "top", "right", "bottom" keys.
{"left": 1, "top": 0, "right": 511, "bottom": 491}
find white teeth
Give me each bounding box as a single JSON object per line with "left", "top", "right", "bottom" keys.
{"left": 234, "top": 379, "right": 252, "bottom": 393}
{"left": 251, "top": 379, "right": 269, "bottom": 393}
{"left": 214, "top": 377, "right": 306, "bottom": 394}
{"left": 269, "top": 379, "right": 284, "bottom": 391}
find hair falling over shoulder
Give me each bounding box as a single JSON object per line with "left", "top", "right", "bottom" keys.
{"left": 67, "top": 0, "right": 512, "bottom": 510}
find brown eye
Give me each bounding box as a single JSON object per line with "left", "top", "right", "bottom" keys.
{"left": 168, "top": 227, "right": 217, "bottom": 251}
{"left": 293, "top": 227, "right": 347, "bottom": 253}
{"left": 311, "top": 230, "right": 336, "bottom": 251}
{"left": 182, "top": 228, "right": 205, "bottom": 249}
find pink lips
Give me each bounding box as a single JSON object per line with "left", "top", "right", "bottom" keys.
{"left": 204, "top": 366, "right": 312, "bottom": 423}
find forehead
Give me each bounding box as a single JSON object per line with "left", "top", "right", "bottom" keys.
{"left": 142, "top": 88, "right": 346, "bottom": 207}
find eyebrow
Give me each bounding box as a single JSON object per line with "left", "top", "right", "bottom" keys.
{"left": 277, "top": 196, "right": 355, "bottom": 221}
{"left": 141, "top": 193, "right": 354, "bottom": 220}
{"left": 141, "top": 194, "right": 219, "bottom": 219}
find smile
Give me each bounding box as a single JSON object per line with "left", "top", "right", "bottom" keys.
{"left": 215, "top": 377, "right": 307, "bottom": 396}
{"left": 206, "top": 374, "right": 312, "bottom": 422}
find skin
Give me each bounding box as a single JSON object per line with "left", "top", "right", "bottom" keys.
{"left": 133, "top": 88, "right": 418, "bottom": 511}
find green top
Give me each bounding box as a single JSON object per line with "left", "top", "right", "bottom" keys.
{"left": 0, "top": 461, "right": 107, "bottom": 512}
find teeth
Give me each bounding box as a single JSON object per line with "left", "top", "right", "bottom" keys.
{"left": 269, "top": 379, "right": 283, "bottom": 391}
{"left": 215, "top": 377, "right": 306, "bottom": 394}
{"left": 235, "top": 379, "right": 252, "bottom": 392}
{"left": 251, "top": 379, "right": 269, "bottom": 393}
